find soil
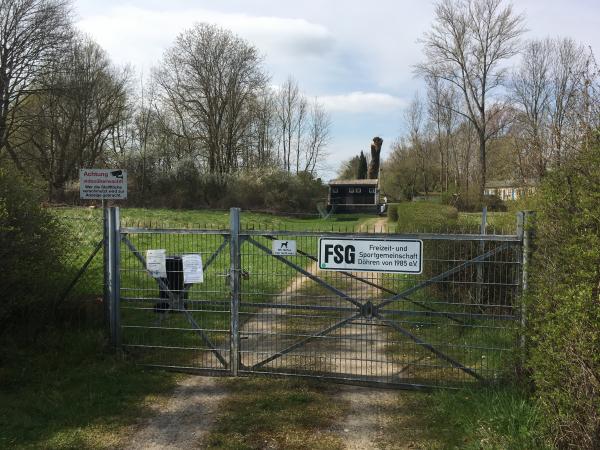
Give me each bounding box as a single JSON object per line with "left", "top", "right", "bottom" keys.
{"left": 126, "top": 377, "right": 226, "bottom": 449}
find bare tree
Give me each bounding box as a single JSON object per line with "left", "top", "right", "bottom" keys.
{"left": 417, "top": 0, "right": 525, "bottom": 198}
{"left": 426, "top": 75, "right": 458, "bottom": 191}
{"left": 295, "top": 96, "right": 308, "bottom": 174}
{"left": 274, "top": 77, "right": 330, "bottom": 174}
{"left": 120, "top": 74, "right": 160, "bottom": 196}
{"left": 338, "top": 155, "right": 361, "bottom": 179}
{"left": 303, "top": 99, "right": 331, "bottom": 174}
{"left": 510, "top": 40, "right": 551, "bottom": 179}
{"left": 154, "top": 23, "right": 267, "bottom": 177}
{"left": 248, "top": 88, "right": 277, "bottom": 169}
{"left": 405, "top": 94, "right": 435, "bottom": 195}
{"left": 453, "top": 120, "right": 478, "bottom": 193}
{"left": 276, "top": 76, "right": 301, "bottom": 172}
{"left": 19, "top": 35, "right": 129, "bottom": 200}
{"left": 510, "top": 39, "right": 553, "bottom": 179}
{"left": 0, "top": 0, "right": 72, "bottom": 169}
{"left": 549, "top": 38, "right": 587, "bottom": 166}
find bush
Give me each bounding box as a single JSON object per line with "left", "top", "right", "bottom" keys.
{"left": 445, "top": 191, "right": 508, "bottom": 213}
{"left": 482, "top": 194, "right": 507, "bottom": 212}
{"left": 387, "top": 203, "right": 399, "bottom": 222}
{"left": 0, "top": 168, "right": 69, "bottom": 336}
{"left": 394, "top": 201, "right": 459, "bottom": 232}
{"left": 526, "top": 137, "right": 600, "bottom": 449}
{"left": 125, "top": 167, "right": 327, "bottom": 213}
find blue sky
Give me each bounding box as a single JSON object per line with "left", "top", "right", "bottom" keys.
{"left": 74, "top": 0, "right": 600, "bottom": 179}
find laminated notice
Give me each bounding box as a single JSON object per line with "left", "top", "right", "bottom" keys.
{"left": 182, "top": 254, "right": 204, "bottom": 284}
{"left": 146, "top": 249, "right": 167, "bottom": 278}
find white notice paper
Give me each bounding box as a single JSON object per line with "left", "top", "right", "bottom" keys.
{"left": 146, "top": 249, "right": 167, "bottom": 278}
{"left": 182, "top": 254, "right": 204, "bottom": 284}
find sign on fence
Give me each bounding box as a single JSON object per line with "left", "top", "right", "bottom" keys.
{"left": 146, "top": 249, "right": 167, "bottom": 278}
{"left": 272, "top": 239, "right": 297, "bottom": 256}
{"left": 182, "top": 254, "right": 204, "bottom": 284}
{"left": 80, "top": 169, "right": 127, "bottom": 199}
{"left": 318, "top": 238, "right": 423, "bottom": 274}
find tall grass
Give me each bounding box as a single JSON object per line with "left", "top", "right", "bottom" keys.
{"left": 424, "top": 387, "right": 549, "bottom": 449}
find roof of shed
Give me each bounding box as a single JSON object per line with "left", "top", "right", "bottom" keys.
{"left": 328, "top": 179, "right": 379, "bottom": 186}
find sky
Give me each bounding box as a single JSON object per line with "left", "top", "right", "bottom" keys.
{"left": 74, "top": 0, "right": 600, "bottom": 180}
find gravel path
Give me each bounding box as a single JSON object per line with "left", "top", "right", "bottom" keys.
{"left": 126, "top": 376, "right": 226, "bottom": 449}
{"left": 126, "top": 217, "right": 407, "bottom": 449}
{"left": 338, "top": 386, "right": 399, "bottom": 450}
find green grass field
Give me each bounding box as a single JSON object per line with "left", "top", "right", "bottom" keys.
{"left": 0, "top": 205, "right": 542, "bottom": 449}
{"left": 0, "top": 330, "right": 182, "bottom": 449}
{"left": 0, "top": 207, "right": 372, "bottom": 449}
{"left": 387, "top": 201, "right": 520, "bottom": 234}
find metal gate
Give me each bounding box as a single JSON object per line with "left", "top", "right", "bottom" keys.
{"left": 106, "top": 207, "right": 529, "bottom": 389}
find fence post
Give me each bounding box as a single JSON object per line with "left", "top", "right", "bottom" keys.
{"left": 516, "top": 211, "right": 534, "bottom": 353}
{"left": 476, "top": 207, "right": 487, "bottom": 303}
{"left": 107, "top": 207, "right": 121, "bottom": 349}
{"left": 103, "top": 207, "right": 110, "bottom": 335}
{"left": 229, "top": 207, "right": 241, "bottom": 375}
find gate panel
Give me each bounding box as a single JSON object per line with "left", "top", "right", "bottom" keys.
{"left": 238, "top": 230, "right": 522, "bottom": 388}
{"left": 118, "top": 228, "right": 232, "bottom": 372}
{"left": 110, "top": 208, "right": 523, "bottom": 389}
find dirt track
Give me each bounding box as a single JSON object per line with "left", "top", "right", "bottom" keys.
{"left": 128, "top": 217, "right": 406, "bottom": 449}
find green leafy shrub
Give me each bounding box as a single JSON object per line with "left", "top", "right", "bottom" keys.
{"left": 387, "top": 203, "right": 399, "bottom": 222}
{"left": 444, "top": 189, "right": 508, "bottom": 212}
{"left": 395, "top": 201, "right": 458, "bottom": 232}
{"left": 126, "top": 167, "right": 326, "bottom": 213}
{"left": 0, "top": 169, "right": 69, "bottom": 336}
{"left": 526, "top": 137, "right": 600, "bottom": 449}
{"left": 483, "top": 194, "right": 507, "bottom": 212}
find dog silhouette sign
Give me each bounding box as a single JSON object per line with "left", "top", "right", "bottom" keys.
{"left": 272, "top": 239, "right": 297, "bottom": 256}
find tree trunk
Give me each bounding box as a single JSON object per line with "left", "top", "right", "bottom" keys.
{"left": 478, "top": 136, "right": 486, "bottom": 200}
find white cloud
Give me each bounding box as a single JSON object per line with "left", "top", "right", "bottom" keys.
{"left": 76, "top": 6, "right": 334, "bottom": 73}
{"left": 319, "top": 92, "right": 406, "bottom": 114}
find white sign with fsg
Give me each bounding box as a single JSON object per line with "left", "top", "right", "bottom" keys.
{"left": 80, "top": 168, "right": 127, "bottom": 199}
{"left": 318, "top": 238, "right": 423, "bottom": 274}
{"left": 272, "top": 239, "right": 297, "bottom": 256}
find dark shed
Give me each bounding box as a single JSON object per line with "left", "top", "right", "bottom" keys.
{"left": 327, "top": 179, "right": 382, "bottom": 213}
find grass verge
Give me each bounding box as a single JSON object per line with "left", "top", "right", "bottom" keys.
{"left": 388, "top": 201, "right": 518, "bottom": 234}
{"left": 0, "top": 329, "right": 179, "bottom": 449}
{"left": 378, "top": 386, "right": 548, "bottom": 449}
{"left": 202, "top": 377, "right": 348, "bottom": 450}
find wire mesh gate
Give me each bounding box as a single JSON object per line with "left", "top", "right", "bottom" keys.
{"left": 108, "top": 207, "right": 526, "bottom": 389}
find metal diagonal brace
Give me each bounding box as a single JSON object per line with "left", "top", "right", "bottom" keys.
{"left": 376, "top": 243, "right": 512, "bottom": 310}
{"left": 263, "top": 235, "right": 464, "bottom": 324}
{"left": 121, "top": 236, "right": 229, "bottom": 368}
{"left": 246, "top": 237, "right": 363, "bottom": 309}
{"left": 57, "top": 238, "right": 104, "bottom": 306}
{"left": 249, "top": 312, "right": 363, "bottom": 370}
{"left": 204, "top": 236, "right": 229, "bottom": 271}
{"left": 374, "top": 312, "right": 483, "bottom": 380}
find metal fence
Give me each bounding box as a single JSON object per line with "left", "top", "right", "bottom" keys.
{"left": 108, "top": 207, "right": 529, "bottom": 389}
{"left": 52, "top": 208, "right": 105, "bottom": 327}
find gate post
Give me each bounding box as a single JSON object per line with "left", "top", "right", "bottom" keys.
{"left": 476, "top": 206, "right": 487, "bottom": 303}
{"left": 517, "top": 211, "right": 534, "bottom": 353}
{"left": 103, "top": 207, "right": 110, "bottom": 336}
{"left": 107, "top": 207, "right": 121, "bottom": 349}
{"left": 229, "top": 207, "right": 241, "bottom": 375}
